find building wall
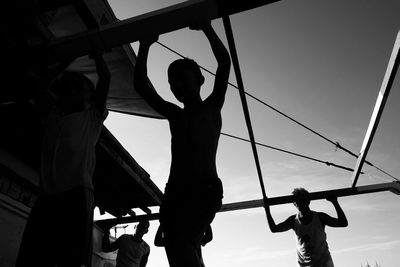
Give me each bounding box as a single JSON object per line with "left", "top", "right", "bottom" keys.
{"left": 0, "top": 148, "right": 116, "bottom": 267}
{"left": 0, "top": 149, "right": 37, "bottom": 267}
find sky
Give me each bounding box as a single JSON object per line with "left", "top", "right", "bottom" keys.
{"left": 95, "top": 1, "right": 400, "bottom": 266}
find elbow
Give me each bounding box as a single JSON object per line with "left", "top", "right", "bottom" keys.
{"left": 268, "top": 225, "right": 279, "bottom": 233}
{"left": 154, "top": 240, "right": 164, "bottom": 247}
{"left": 216, "top": 52, "right": 231, "bottom": 70}
{"left": 270, "top": 228, "right": 279, "bottom": 233}
{"left": 338, "top": 218, "right": 348, "bottom": 227}
{"left": 221, "top": 54, "right": 231, "bottom": 69}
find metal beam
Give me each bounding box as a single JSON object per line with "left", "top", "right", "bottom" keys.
{"left": 220, "top": 182, "right": 400, "bottom": 213}
{"left": 31, "top": 0, "right": 282, "bottom": 63}
{"left": 222, "top": 16, "right": 268, "bottom": 205}
{"left": 95, "top": 213, "right": 161, "bottom": 229}
{"left": 94, "top": 182, "right": 400, "bottom": 226}
{"left": 351, "top": 31, "right": 400, "bottom": 187}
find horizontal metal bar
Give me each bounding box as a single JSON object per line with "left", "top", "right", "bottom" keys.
{"left": 95, "top": 213, "right": 160, "bottom": 229}
{"left": 220, "top": 182, "right": 400, "bottom": 212}
{"left": 94, "top": 182, "right": 400, "bottom": 226}
{"left": 31, "top": 0, "right": 282, "bottom": 63}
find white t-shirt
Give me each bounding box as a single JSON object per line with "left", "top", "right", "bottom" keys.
{"left": 116, "top": 235, "right": 150, "bottom": 267}
{"left": 40, "top": 106, "right": 107, "bottom": 195}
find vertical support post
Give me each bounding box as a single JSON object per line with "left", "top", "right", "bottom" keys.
{"left": 222, "top": 16, "right": 268, "bottom": 201}
{"left": 351, "top": 31, "right": 400, "bottom": 187}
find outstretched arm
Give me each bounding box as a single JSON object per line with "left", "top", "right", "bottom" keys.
{"left": 93, "top": 52, "right": 111, "bottom": 113}
{"left": 102, "top": 229, "right": 119, "bottom": 252}
{"left": 198, "top": 22, "right": 231, "bottom": 109}
{"left": 134, "top": 37, "right": 178, "bottom": 117}
{"left": 264, "top": 197, "right": 294, "bottom": 233}
{"left": 319, "top": 197, "right": 348, "bottom": 228}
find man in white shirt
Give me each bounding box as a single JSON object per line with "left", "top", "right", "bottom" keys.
{"left": 265, "top": 188, "right": 348, "bottom": 267}
{"left": 103, "top": 221, "right": 150, "bottom": 267}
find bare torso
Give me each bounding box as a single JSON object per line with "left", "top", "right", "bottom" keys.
{"left": 167, "top": 101, "right": 221, "bottom": 185}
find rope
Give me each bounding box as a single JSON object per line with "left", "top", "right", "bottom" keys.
{"left": 220, "top": 132, "right": 363, "bottom": 174}
{"left": 155, "top": 33, "right": 399, "bottom": 182}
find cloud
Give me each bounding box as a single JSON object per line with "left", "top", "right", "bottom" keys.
{"left": 238, "top": 246, "right": 295, "bottom": 261}
{"left": 333, "top": 240, "right": 400, "bottom": 254}
{"left": 218, "top": 246, "right": 296, "bottom": 263}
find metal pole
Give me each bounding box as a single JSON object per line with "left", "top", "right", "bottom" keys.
{"left": 222, "top": 16, "right": 268, "bottom": 203}
{"left": 351, "top": 31, "right": 400, "bottom": 187}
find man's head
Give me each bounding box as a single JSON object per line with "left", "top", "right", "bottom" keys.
{"left": 50, "top": 71, "right": 95, "bottom": 112}
{"left": 168, "top": 58, "right": 204, "bottom": 104}
{"left": 135, "top": 220, "right": 150, "bottom": 236}
{"left": 292, "top": 187, "right": 310, "bottom": 212}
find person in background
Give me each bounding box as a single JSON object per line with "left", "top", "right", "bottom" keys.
{"left": 102, "top": 221, "right": 151, "bottom": 267}
{"left": 265, "top": 187, "right": 348, "bottom": 267}
{"left": 16, "top": 50, "right": 110, "bottom": 267}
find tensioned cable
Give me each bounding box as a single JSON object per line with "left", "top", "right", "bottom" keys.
{"left": 220, "top": 132, "right": 363, "bottom": 174}
{"left": 155, "top": 37, "right": 399, "bottom": 182}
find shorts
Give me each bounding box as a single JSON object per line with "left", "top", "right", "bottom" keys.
{"left": 160, "top": 177, "right": 223, "bottom": 246}
{"left": 16, "top": 187, "right": 94, "bottom": 267}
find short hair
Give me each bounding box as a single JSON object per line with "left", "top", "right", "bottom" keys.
{"left": 136, "top": 220, "right": 150, "bottom": 230}
{"left": 168, "top": 58, "right": 205, "bottom": 85}
{"left": 292, "top": 187, "right": 310, "bottom": 204}
{"left": 292, "top": 187, "right": 309, "bottom": 197}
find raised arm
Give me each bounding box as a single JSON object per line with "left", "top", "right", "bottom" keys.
{"left": 154, "top": 224, "right": 164, "bottom": 247}
{"left": 319, "top": 197, "right": 348, "bottom": 228}
{"left": 264, "top": 197, "right": 294, "bottom": 233}
{"left": 93, "top": 53, "right": 111, "bottom": 113}
{"left": 200, "top": 22, "right": 231, "bottom": 109}
{"left": 134, "top": 37, "right": 178, "bottom": 117}
{"left": 102, "top": 229, "right": 119, "bottom": 252}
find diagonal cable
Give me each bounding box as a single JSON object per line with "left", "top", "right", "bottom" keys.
{"left": 155, "top": 40, "right": 399, "bottom": 182}
{"left": 221, "top": 132, "right": 363, "bottom": 174}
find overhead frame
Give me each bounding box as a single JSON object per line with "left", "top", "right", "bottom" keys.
{"left": 52, "top": 2, "right": 399, "bottom": 225}
{"left": 95, "top": 181, "right": 400, "bottom": 226}
{"left": 351, "top": 31, "right": 400, "bottom": 187}
{"left": 29, "top": 0, "right": 282, "bottom": 63}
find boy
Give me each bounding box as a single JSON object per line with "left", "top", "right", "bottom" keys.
{"left": 16, "top": 52, "right": 110, "bottom": 267}
{"left": 134, "top": 22, "right": 231, "bottom": 267}
{"left": 265, "top": 188, "right": 348, "bottom": 267}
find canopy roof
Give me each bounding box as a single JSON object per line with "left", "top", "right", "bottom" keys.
{"left": 2, "top": 0, "right": 163, "bottom": 118}
{"left": 1, "top": 0, "right": 166, "bottom": 217}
